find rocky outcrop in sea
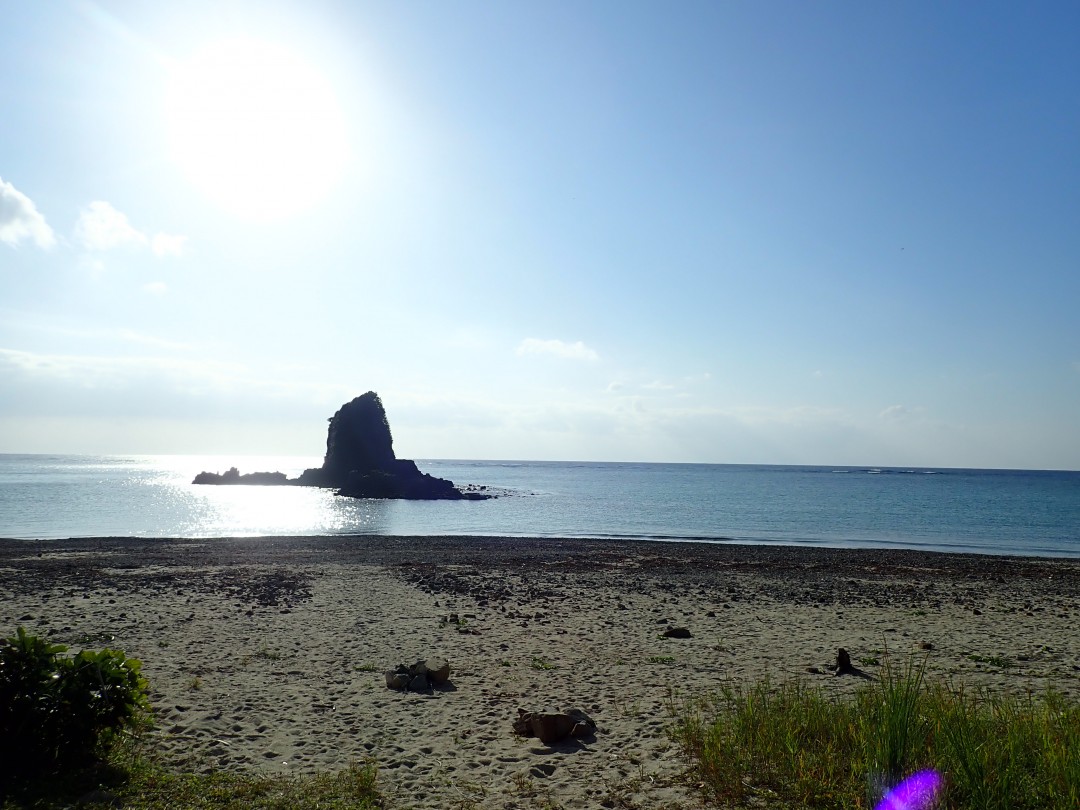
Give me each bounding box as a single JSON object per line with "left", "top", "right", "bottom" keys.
{"left": 193, "top": 392, "right": 491, "bottom": 501}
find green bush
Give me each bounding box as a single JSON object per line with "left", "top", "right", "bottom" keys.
{"left": 0, "top": 627, "right": 150, "bottom": 777}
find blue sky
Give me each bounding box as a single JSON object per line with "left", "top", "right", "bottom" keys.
{"left": 2, "top": 1, "right": 1078, "bottom": 468}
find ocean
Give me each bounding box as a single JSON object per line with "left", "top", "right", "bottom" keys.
{"left": 0, "top": 454, "right": 1077, "bottom": 557}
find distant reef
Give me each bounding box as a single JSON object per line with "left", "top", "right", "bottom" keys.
{"left": 192, "top": 468, "right": 289, "bottom": 486}
{"left": 193, "top": 392, "right": 492, "bottom": 501}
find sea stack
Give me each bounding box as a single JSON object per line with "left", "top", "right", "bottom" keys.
{"left": 194, "top": 392, "right": 489, "bottom": 500}
{"left": 294, "top": 392, "right": 472, "bottom": 499}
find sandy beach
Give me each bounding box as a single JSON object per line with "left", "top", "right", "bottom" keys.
{"left": 2, "top": 536, "right": 1078, "bottom": 809}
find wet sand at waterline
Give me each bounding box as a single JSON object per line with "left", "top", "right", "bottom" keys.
{"left": 2, "top": 536, "right": 1078, "bottom": 809}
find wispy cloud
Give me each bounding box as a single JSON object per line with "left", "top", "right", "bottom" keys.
{"left": 0, "top": 177, "right": 56, "bottom": 249}
{"left": 0, "top": 346, "right": 236, "bottom": 385}
{"left": 113, "top": 328, "right": 191, "bottom": 351}
{"left": 879, "top": 404, "right": 925, "bottom": 421}
{"left": 516, "top": 338, "right": 599, "bottom": 361}
{"left": 0, "top": 317, "right": 193, "bottom": 351}
{"left": 0, "top": 346, "right": 358, "bottom": 428}
{"left": 75, "top": 201, "right": 186, "bottom": 256}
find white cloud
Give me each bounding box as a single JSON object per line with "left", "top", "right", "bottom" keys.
{"left": 78, "top": 255, "right": 106, "bottom": 277}
{"left": 151, "top": 232, "right": 187, "bottom": 256}
{"left": 516, "top": 338, "right": 599, "bottom": 361}
{"left": 75, "top": 201, "right": 148, "bottom": 251}
{"left": 142, "top": 281, "right": 169, "bottom": 296}
{"left": 75, "top": 201, "right": 186, "bottom": 256}
{"left": 0, "top": 177, "right": 56, "bottom": 249}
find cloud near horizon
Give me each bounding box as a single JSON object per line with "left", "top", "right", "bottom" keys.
{"left": 516, "top": 338, "right": 599, "bottom": 361}
{"left": 75, "top": 201, "right": 186, "bottom": 256}
{"left": 0, "top": 345, "right": 354, "bottom": 425}
{"left": 879, "top": 404, "right": 926, "bottom": 422}
{"left": 0, "top": 177, "right": 56, "bottom": 249}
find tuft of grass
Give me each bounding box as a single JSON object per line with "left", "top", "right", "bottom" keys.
{"left": 240, "top": 645, "right": 285, "bottom": 667}
{"left": 530, "top": 657, "right": 557, "bottom": 671}
{"left": 965, "top": 652, "right": 1013, "bottom": 668}
{"left": 871, "top": 653, "right": 929, "bottom": 786}
{"left": 510, "top": 771, "right": 535, "bottom": 796}
{"left": 649, "top": 656, "right": 677, "bottom": 665}
{"left": 673, "top": 654, "right": 1079, "bottom": 809}
{"left": 614, "top": 698, "right": 642, "bottom": 719}
{"left": 2, "top": 743, "right": 382, "bottom": 810}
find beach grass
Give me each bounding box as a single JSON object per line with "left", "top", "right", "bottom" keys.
{"left": 1, "top": 743, "right": 381, "bottom": 810}
{"left": 673, "top": 656, "right": 1079, "bottom": 809}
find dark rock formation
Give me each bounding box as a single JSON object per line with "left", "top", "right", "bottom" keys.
{"left": 193, "top": 392, "right": 490, "bottom": 500}
{"left": 191, "top": 468, "right": 289, "bottom": 486}
{"left": 295, "top": 392, "right": 482, "bottom": 499}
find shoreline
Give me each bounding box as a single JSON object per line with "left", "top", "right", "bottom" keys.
{"left": 4, "top": 531, "right": 1078, "bottom": 561}
{"left": 2, "top": 536, "right": 1078, "bottom": 809}
{"left": 5, "top": 531, "right": 1080, "bottom": 563}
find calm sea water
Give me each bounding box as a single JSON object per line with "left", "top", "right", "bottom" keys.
{"left": 0, "top": 455, "right": 1077, "bottom": 557}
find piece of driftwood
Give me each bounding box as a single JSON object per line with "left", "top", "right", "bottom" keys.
{"left": 834, "top": 647, "right": 874, "bottom": 679}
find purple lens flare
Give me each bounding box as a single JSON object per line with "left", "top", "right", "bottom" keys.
{"left": 874, "top": 770, "right": 943, "bottom": 810}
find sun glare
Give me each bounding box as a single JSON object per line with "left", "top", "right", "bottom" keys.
{"left": 165, "top": 38, "right": 349, "bottom": 221}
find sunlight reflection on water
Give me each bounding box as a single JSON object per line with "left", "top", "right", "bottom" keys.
{"left": 177, "top": 486, "right": 388, "bottom": 537}
{"left": 143, "top": 455, "right": 392, "bottom": 537}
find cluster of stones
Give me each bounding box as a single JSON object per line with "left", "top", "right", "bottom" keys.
{"left": 384, "top": 657, "right": 451, "bottom": 692}
{"left": 380, "top": 659, "right": 599, "bottom": 747}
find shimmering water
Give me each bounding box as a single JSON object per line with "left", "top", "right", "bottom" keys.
{"left": 1, "top": 455, "right": 1078, "bottom": 557}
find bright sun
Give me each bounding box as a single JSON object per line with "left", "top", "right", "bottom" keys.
{"left": 165, "top": 38, "right": 349, "bottom": 221}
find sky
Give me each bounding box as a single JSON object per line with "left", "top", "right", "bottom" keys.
{"left": 1, "top": 1, "right": 1078, "bottom": 468}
